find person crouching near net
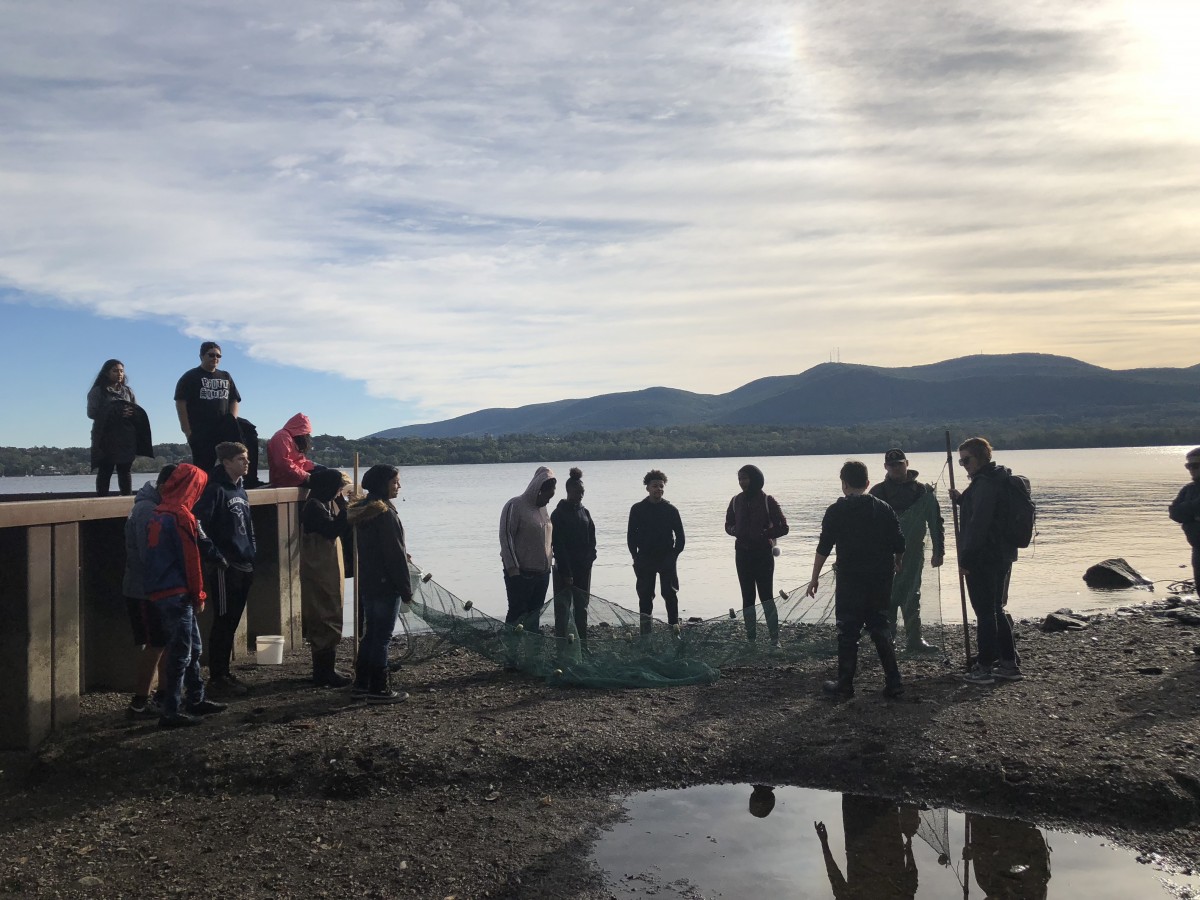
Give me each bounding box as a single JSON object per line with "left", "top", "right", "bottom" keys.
{"left": 806, "top": 460, "right": 906, "bottom": 699}
{"left": 348, "top": 465, "right": 411, "bottom": 704}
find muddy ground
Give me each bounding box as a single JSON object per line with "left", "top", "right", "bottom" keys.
{"left": 2, "top": 599, "right": 1199, "bottom": 899}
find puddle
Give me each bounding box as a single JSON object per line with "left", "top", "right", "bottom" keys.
{"left": 593, "top": 784, "right": 1200, "bottom": 899}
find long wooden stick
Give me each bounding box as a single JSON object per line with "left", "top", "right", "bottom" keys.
{"left": 352, "top": 452, "right": 360, "bottom": 666}
{"left": 945, "top": 431, "right": 972, "bottom": 669}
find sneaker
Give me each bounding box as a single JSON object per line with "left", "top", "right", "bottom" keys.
{"left": 993, "top": 661, "right": 1024, "bottom": 682}
{"left": 351, "top": 681, "right": 371, "bottom": 699}
{"left": 882, "top": 681, "right": 905, "bottom": 698}
{"left": 158, "top": 712, "right": 203, "bottom": 728}
{"left": 367, "top": 689, "right": 408, "bottom": 705}
{"left": 771, "top": 638, "right": 783, "bottom": 650}
{"left": 208, "top": 674, "right": 250, "bottom": 698}
{"left": 126, "top": 696, "right": 163, "bottom": 720}
{"left": 961, "top": 664, "right": 995, "bottom": 685}
{"left": 186, "top": 699, "right": 228, "bottom": 716}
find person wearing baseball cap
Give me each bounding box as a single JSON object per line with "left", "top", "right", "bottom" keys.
{"left": 869, "top": 448, "right": 944, "bottom": 653}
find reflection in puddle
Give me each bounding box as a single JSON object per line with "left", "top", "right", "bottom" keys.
{"left": 592, "top": 784, "right": 1200, "bottom": 899}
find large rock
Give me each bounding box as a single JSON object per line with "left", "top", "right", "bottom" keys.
{"left": 1042, "top": 611, "right": 1089, "bottom": 632}
{"left": 1082, "top": 558, "right": 1153, "bottom": 589}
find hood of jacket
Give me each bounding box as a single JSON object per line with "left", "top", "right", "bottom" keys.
{"left": 158, "top": 463, "right": 208, "bottom": 513}
{"left": 347, "top": 497, "right": 390, "bottom": 527}
{"left": 132, "top": 480, "right": 161, "bottom": 510}
{"left": 737, "top": 464, "right": 765, "bottom": 494}
{"left": 520, "top": 466, "right": 556, "bottom": 505}
{"left": 281, "top": 413, "right": 312, "bottom": 437}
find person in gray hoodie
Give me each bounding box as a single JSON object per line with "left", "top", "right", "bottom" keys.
{"left": 499, "top": 466, "right": 556, "bottom": 665}
{"left": 122, "top": 465, "right": 177, "bottom": 718}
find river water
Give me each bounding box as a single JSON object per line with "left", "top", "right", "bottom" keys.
{"left": 4, "top": 445, "right": 1195, "bottom": 623}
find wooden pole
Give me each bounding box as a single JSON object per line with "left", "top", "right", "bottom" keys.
{"left": 352, "top": 452, "right": 360, "bottom": 666}
{"left": 945, "top": 431, "right": 972, "bottom": 669}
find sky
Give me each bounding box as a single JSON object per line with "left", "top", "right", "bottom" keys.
{"left": 3, "top": 1, "right": 1200, "bottom": 447}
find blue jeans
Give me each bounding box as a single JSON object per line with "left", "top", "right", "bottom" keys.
{"left": 157, "top": 594, "right": 206, "bottom": 716}
{"left": 967, "top": 562, "right": 1017, "bottom": 666}
{"left": 359, "top": 592, "right": 402, "bottom": 671}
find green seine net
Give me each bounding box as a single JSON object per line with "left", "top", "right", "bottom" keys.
{"left": 390, "top": 480, "right": 949, "bottom": 689}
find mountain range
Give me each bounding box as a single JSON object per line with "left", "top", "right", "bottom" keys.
{"left": 368, "top": 353, "right": 1200, "bottom": 439}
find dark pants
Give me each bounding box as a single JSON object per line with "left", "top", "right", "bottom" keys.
{"left": 157, "top": 594, "right": 206, "bottom": 716}
{"left": 206, "top": 566, "right": 254, "bottom": 678}
{"left": 553, "top": 562, "right": 593, "bottom": 646}
{"left": 635, "top": 555, "right": 679, "bottom": 634}
{"left": 96, "top": 462, "right": 133, "bottom": 496}
{"left": 966, "top": 561, "right": 1017, "bottom": 667}
{"left": 505, "top": 570, "right": 551, "bottom": 627}
{"left": 1192, "top": 545, "right": 1199, "bottom": 592}
{"left": 735, "top": 544, "right": 778, "bottom": 641}
{"left": 358, "top": 592, "right": 402, "bottom": 672}
{"left": 833, "top": 573, "right": 901, "bottom": 691}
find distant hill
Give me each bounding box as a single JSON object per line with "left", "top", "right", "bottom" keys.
{"left": 367, "top": 353, "right": 1200, "bottom": 439}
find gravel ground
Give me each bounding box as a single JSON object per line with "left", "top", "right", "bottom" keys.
{"left": 2, "top": 598, "right": 1199, "bottom": 899}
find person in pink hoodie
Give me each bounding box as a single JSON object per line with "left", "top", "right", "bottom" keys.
{"left": 267, "top": 413, "right": 320, "bottom": 487}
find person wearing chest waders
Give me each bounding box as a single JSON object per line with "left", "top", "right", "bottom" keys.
{"left": 347, "top": 465, "right": 411, "bottom": 704}
{"left": 725, "top": 464, "right": 789, "bottom": 647}
{"left": 499, "top": 466, "right": 557, "bottom": 669}
{"left": 301, "top": 468, "right": 353, "bottom": 687}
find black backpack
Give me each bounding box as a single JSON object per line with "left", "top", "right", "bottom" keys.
{"left": 1000, "top": 473, "right": 1036, "bottom": 549}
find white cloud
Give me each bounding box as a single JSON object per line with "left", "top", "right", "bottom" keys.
{"left": 2, "top": 0, "right": 1199, "bottom": 425}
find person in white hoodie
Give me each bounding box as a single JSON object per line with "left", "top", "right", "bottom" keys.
{"left": 499, "top": 466, "right": 556, "bottom": 666}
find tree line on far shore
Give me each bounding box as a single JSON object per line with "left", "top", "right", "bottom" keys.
{"left": 2, "top": 420, "right": 1196, "bottom": 477}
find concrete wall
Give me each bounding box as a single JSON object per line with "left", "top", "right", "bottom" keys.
{"left": 0, "top": 488, "right": 304, "bottom": 750}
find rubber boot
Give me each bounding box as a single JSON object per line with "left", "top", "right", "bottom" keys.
{"left": 872, "top": 630, "right": 904, "bottom": 697}
{"left": 823, "top": 642, "right": 857, "bottom": 698}
{"left": 313, "top": 647, "right": 352, "bottom": 688}
{"left": 742, "top": 606, "right": 757, "bottom": 643}
{"left": 904, "top": 614, "right": 936, "bottom": 654}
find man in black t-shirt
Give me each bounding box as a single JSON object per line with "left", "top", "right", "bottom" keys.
{"left": 807, "top": 460, "right": 906, "bottom": 699}
{"left": 174, "top": 341, "right": 241, "bottom": 474}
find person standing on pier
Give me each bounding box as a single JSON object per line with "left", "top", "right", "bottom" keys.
{"left": 627, "top": 469, "right": 686, "bottom": 638}
{"left": 725, "top": 464, "right": 788, "bottom": 647}
{"left": 87, "top": 359, "right": 152, "bottom": 496}
{"left": 195, "top": 441, "right": 256, "bottom": 698}
{"left": 869, "top": 449, "right": 944, "bottom": 653}
{"left": 1168, "top": 446, "right": 1200, "bottom": 591}
{"left": 174, "top": 342, "right": 241, "bottom": 476}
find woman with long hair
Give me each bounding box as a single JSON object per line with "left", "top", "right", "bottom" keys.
{"left": 87, "top": 359, "right": 151, "bottom": 496}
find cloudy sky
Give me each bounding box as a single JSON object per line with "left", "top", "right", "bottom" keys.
{"left": 3, "top": 1, "right": 1199, "bottom": 447}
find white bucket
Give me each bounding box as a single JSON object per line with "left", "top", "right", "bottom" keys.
{"left": 255, "top": 635, "right": 285, "bottom": 665}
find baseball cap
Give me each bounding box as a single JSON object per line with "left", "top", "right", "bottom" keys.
{"left": 884, "top": 448, "right": 907, "bottom": 463}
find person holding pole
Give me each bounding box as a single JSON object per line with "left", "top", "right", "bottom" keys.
{"left": 806, "top": 460, "right": 906, "bottom": 699}
{"left": 949, "top": 436, "right": 1023, "bottom": 685}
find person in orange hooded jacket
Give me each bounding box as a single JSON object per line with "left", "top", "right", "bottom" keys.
{"left": 266, "top": 412, "right": 322, "bottom": 487}
{"left": 145, "top": 463, "right": 228, "bottom": 727}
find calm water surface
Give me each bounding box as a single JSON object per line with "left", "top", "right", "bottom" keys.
{"left": 592, "top": 783, "right": 1200, "bottom": 899}
{"left": 5, "top": 446, "right": 1194, "bottom": 622}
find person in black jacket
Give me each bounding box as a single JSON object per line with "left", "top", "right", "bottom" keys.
{"left": 194, "top": 441, "right": 256, "bottom": 698}
{"left": 347, "top": 464, "right": 410, "bottom": 704}
{"left": 725, "top": 464, "right": 789, "bottom": 646}
{"left": 627, "top": 469, "right": 686, "bottom": 637}
{"left": 1169, "top": 447, "right": 1200, "bottom": 591}
{"left": 950, "top": 436, "right": 1022, "bottom": 685}
{"left": 301, "top": 468, "right": 352, "bottom": 687}
{"left": 807, "top": 460, "right": 906, "bottom": 698}
{"left": 551, "top": 467, "right": 597, "bottom": 655}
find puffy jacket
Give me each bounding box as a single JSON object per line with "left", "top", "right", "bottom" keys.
{"left": 267, "top": 413, "right": 317, "bottom": 487}
{"left": 348, "top": 498, "right": 412, "bottom": 601}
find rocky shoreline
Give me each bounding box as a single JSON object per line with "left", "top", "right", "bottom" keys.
{"left": 2, "top": 599, "right": 1199, "bottom": 898}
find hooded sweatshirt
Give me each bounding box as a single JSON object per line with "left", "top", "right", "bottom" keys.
{"left": 724, "top": 465, "right": 789, "bottom": 551}
{"left": 123, "top": 481, "right": 161, "bottom": 598}
{"left": 194, "top": 461, "right": 256, "bottom": 569}
{"left": 144, "top": 464, "right": 209, "bottom": 606}
{"left": 267, "top": 412, "right": 317, "bottom": 487}
{"left": 499, "top": 466, "right": 555, "bottom": 574}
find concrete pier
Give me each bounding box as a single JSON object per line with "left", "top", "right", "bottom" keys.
{"left": 0, "top": 488, "right": 305, "bottom": 750}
